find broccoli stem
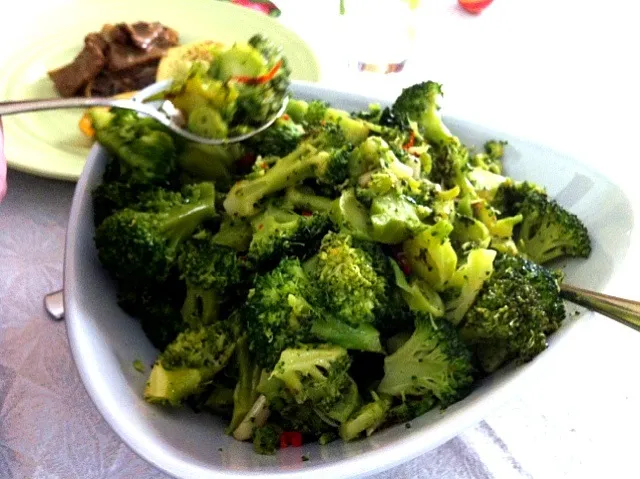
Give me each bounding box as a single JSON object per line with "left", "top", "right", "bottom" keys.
{"left": 181, "top": 284, "right": 220, "bottom": 327}
{"left": 224, "top": 144, "right": 327, "bottom": 217}
{"left": 144, "top": 364, "right": 206, "bottom": 407}
{"left": 338, "top": 393, "right": 391, "bottom": 441}
{"left": 227, "top": 338, "right": 262, "bottom": 434}
{"left": 284, "top": 186, "right": 333, "bottom": 213}
{"left": 311, "top": 318, "right": 383, "bottom": 353}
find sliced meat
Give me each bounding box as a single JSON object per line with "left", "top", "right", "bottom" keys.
{"left": 48, "top": 21, "right": 180, "bottom": 98}
{"left": 85, "top": 64, "right": 158, "bottom": 97}
{"left": 47, "top": 37, "right": 106, "bottom": 97}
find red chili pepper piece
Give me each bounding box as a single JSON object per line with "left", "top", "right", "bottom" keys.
{"left": 391, "top": 246, "right": 412, "bottom": 276}
{"left": 402, "top": 131, "right": 416, "bottom": 151}
{"left": 281, "top": 113, "right": 290, "bottom": 121}
{"left": 301, "top": 211, "right": 313, "bottom": 217}
{"left": 233, "top": 60, "right": 282, "bottom": 85}
{"left": 279, "top": 431, "right": 303, "bottom": 448}
{"left": 458, "top": 0, "right": 493, "bottom": 14}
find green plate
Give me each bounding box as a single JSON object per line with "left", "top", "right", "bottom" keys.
{"left": 0, "top": 0, "right": 320, "bottom": 182}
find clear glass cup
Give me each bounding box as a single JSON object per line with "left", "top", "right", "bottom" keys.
{"left": 338, "top": 0, "right": 420, "bottom": 75}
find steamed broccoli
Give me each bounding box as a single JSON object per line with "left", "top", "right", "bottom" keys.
{"left": 244, "top": 258, "right": 317, "bottom": 368}
{"left": 227, "top": 336, "right": 263, "bottom": 434}
{"left": 259, "top": 344, "right": 361, "bottom": 434}
{"left": 223, "top": 125, "right": 352, "bottom": 217}
{"left": 377, "top": 313, "right": 474, "bottom": 405}
{"left": 458, "top": 253, "right": 566, "bottom": 372}
{"left": 94, "top": 182, "right": 217, "bottom": 284}
{"left": 306, "top": 232, "right": 387, "bottom": 353}
{"left": 178, "top": 230, "right": 244, "bottom": 327}
{"left": 245, "top": 115, "right": 305, "bottom": 158}
{"left": 247, "top": 202, "right": 331, "bottom": 269}
{"left": 339, "top": 392, "right": 391, "bottom": 441}
{"left": 470, "top": 140, "right": 507, "bottom": 174}
{"left": 93, "top": 108, "right": 179, "bottom": 186}
{"left": 284, "top": 186, "right": 334, "bottom": 213}
{"left": 144, "top": 320, "right": 238, "bottom": 406}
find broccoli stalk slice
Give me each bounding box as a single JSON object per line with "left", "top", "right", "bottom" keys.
{"left": 443, "top": 248, "right": 497, "bottom": 325}
{"left": 181, "top": 283, "right": 220, "bottom": 327}
{"left": 224, "top": 144, "right": 340, "bottom": 217}
{"left": 311, "top": 318, "right": 383, "bottom": 353}
{"left": 144, "top": 322, "right": 237, "bottom": 406}
{"left": 377, "top": 315, "right": 474, "bottom": 404}
{"left": 227, "top": 337, "right": 262, "bottom": 434}
{"left": 284, "top": 186, "right": 333, "bottom": 213}
{"left": 339, "top": 392, "right": 392, "bottom": 441}
{"left": 391, "top": 260, "right": 445, "bottom": 317}
{"left": 144, "top": 365, "right": 206, "bottom": 407}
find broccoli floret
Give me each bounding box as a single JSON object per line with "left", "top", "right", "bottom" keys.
{"left": 390, "top": 81, "right": 455, "bottom": 146}
{"left": 329, "top": 188, "right": 375, "bottom": 241}
{"left": 459, "top": 253, "right": 566, "bottom": 372}
{"left": 306, "top": 232, "right": 387, "bottom": 353}
{"left": 245, "top": 115, "right": 305, "bottom": 158}
{"left": 144, "top": 321, "right": 238, "bottom": 406}
{"left": 91, "top": 180, "right": 149, "bottom": 226}
{"left": 442, "top": 248, "right": 497, "bottom": 324}
{"left": 286, "top": 98, "right": 371, "bottom": 144}
{"left": 247, "top": 202, "right": 331, "bottom": 269}
{"left": 210, "top": 215, "right": 253, "bottom": 252}
{"left": 516, "top": 191, "right": 591, "bottom": 265}
{"left": 252, "top": 424, "right": 282, "bottom": 455}
{"left": 260, "top": 345, "right": 361, "bottom": 432}
{"left": 402, "top": 220, "right": 458, "bottom": 291}
{"left": 227, "top": 337, "right": 263, "bottom": 434}
{"left": 470, "top": 140, "right": 507, "bottom": 174}
{"left": 94, "top": 108, "right": 178, "bottom": 186}
{"left": 390, "top": 260, "right": 445, "bottom": 318}
{"left": 94, "top": 182, "right": 217, "bottom": 284}
{"left": 386, "top": 394, "right": 437, "bottom": 425}
{"left": 377, "top": 313, "right": 474, "bottom": 405}
{"left": 244, "top": 258, "right": 317, "bottom": 368}
{"left": 339, "top": 392, "right": 392, "bottom": 441}
{"left": 178, "top": 230, "right": 244, "bottom": 327}
{"left": 116, "top": 277, "right": 187, "bottom": 350}
{"left": 223, "top": 126, "right": 352, "bottom": 217}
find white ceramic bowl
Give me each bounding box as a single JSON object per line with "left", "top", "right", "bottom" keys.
{"left": 64, "top": 81, "right": 635, "bottom": 479}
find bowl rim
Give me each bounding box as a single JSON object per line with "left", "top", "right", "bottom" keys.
{"left": 63, "top": 80, "right": 618, "bottom": 479}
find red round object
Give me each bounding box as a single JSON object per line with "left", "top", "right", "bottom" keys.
{"left": 458, "top": 0, "right": 493, "bottom": 14}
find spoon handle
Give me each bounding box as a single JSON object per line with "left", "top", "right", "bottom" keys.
{"left": 560, "top": 283, "right": 640, "bottom": 332}
{"left": 0, "top": 97, "right": 161, "bottom": 117}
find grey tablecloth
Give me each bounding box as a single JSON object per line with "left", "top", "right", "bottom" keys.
{"left": 0, "top": 170, "right": 535, "bottom": 478}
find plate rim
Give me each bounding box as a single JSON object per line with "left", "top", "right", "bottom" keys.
{"left": 2, "top": 1, "right": 321, "bottom": 182}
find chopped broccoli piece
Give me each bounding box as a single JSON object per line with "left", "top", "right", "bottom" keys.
{"left": 459, "top": 253, "right": 566, "bottom": 372}
{"left": 94, "top": 108, "right": 178, "bottom": 186}
{"left": 247, "top": 202, "right": 331, "bottom": 269}
{"left": 94, "top": 182, "right": 217, "bottom": 284}
{"left": 253, "top": 424, "right": 282, "bottom": 455}
{"left": 227, "top": 337, "right": 263, "bottom": 434}
{"left": 178, "top": 230, "right": 244, "bottom": 327}
{"left": 377, "top": 314, "right": 474, "bottom": 405}
{"left": 144, "top": 321, "right": 237, "bottom": 406}
{"left": 284, "top": 186, "right": 334, "bottom": 213}
{"left": 339, "top": 392, "right": 392, "bottom": 441}
{"left": 246, "top": 116, "right": 305, "bottom": 158}
{"left": 245, "top": 258, "right": 317, "bottom": 368}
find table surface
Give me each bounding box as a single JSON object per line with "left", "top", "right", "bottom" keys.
{"left": 2, "top": 1, "right": 640, "bottom": 478}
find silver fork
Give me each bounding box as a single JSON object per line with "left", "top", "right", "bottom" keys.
{"left": 45, "top": 285, "right": 640, "bottom": 329}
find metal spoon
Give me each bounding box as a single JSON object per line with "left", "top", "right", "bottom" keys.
{"left": 0, "top": 80, "right": 288, "bottom": 145}
{"left": 45, "top": 285, "right": 640, "bottom": 330}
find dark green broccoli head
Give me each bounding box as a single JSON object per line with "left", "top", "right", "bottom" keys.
{"left": 178, "top": 230, "right": 245, "bottom": 327}
{"left": 309, "top": 232, "right": 387, "bottom": 327}
{"left": 144, "top": 320, "right": 238, "bottom": 406}
{"left": 390, "top": 81, "right": 455, "bottom": 146}
{"left": 428, "top": 140, "right": 470, "bottom": 190}
{"left": 92, "top": 180, "right": 150, "bottom": 227}
{"left": 516, "top": 190, "right": 592, "bottom": 265}
{"left": 260, "top": 344, "right": 361, "bottom": 433}
{"left": 245, "top": 115, "right": 305, "bottom": 158}
{"left": 244, "top": 258, "right": 317, "bottom": 368}
{"left": 116, "top": 276, "right": 187, "bottom": 350}
{"left": 94, "top": 183, "right": 217, "bottom": 283}
{"left": 459, "top": 253, "right": 566, "bottom": 372}
{"left": 469, "top": 140, "right": 507, "bottom": 175}
{"left": 252, "top": 424, "right": 282, "bottom": 455}
{"left": 94, "top": 108, "right": 178, "bottom": 186}
{"left": 247, "top": 202, "right": 332, "bottom": 269}
{"left": 377, "top": 313, "right": 475, "bottom": 405}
